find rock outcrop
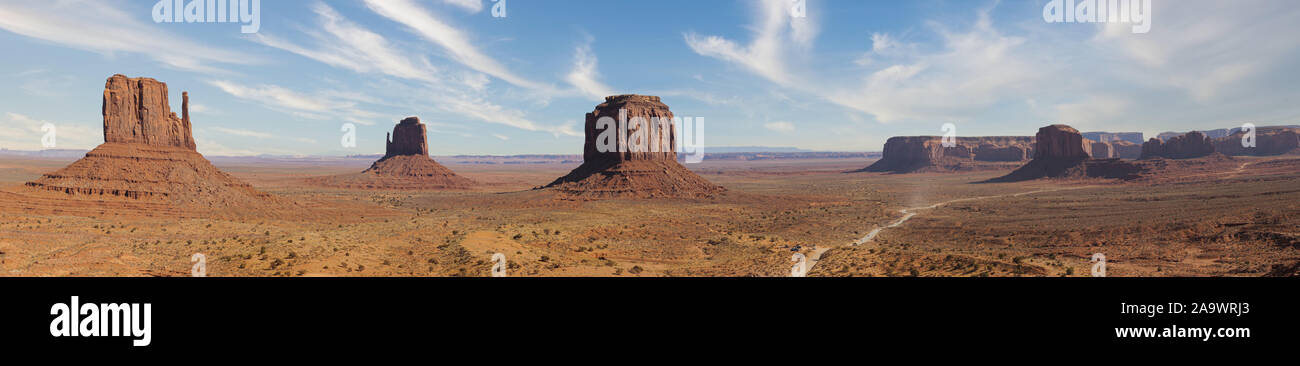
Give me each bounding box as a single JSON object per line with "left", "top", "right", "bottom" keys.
{"left": 1141, "top": 131, "right": 1216, "bottom": 159}
{"left": 384, "top": 117, "right": 429, "bottom": 157}
{"left": 1112, "top": 140, "right": 1143, "bottom": 159}
{"left": 1213, "top": 127, "right": 1300, "bottom": 156}
{"left": 542, "top": 95, "right": 723, "bottom": 198}
{"left": 1082, "top": 132, "right": 1144, "bottom": 144}
{"left": 11, "top": 75, "right": 275, "bottom": 214}
{"left": 860, "top": 136, "right": 1034, "bottom": 173}
{"left": 990, "top": 124, "right": 1146, "bottom": 182}
{"left": 309, "top": 117, "right": 474, "bottom": 190}
{"left": 1158, "top": 128, "right": 1234, "bottom": 141}
{"left": 1090, "top": 141, "right": 1114, "bottom": 159}
{"left": 1035, "top": 125, "right": 1092, "bottom": 160}
{"left": 102, "top": 74, "right": 197, "bottom": 150}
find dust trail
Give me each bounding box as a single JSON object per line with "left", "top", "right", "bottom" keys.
{"left": 806, "top": 187, "right": 1089, "bottom": 272}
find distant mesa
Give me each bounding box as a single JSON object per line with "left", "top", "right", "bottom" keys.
{"left": 308, "top": 117, "right": 474, "bottom": 190}
{"left": 1081, "top": 131, "right": 1144, "bottom": 145}
{"left": 861, "top": 129, "right": 1156, "bottom": 174}
{"left": 1149, "top": 126, "right": 1299, "bottom": 158}
{"left": 1089, "top": 140, "right": 1114, "bottom": 159}
{"left": 4, "top": 74, "right": 276, "bottom": 215}
{"left": 1213, "top": 126, "right": 1300, "bottom": 156}
{"left": 988, "top": 124, "right": 1147, "bottom": 182}
{"left": 541, "top": 94, "right": 724, "bottom": 198}
{"left": 1110, "top": 140, "right": 1143, "bottom": 159}
{"left": 1158, "top": 128, "right": 1235, "bottom": 141}
{"left": 856, "top": 136, "right": 1034, "bottom": 173}
{"left": 1141, "top": 131, "right": 1216, "bottom": 159}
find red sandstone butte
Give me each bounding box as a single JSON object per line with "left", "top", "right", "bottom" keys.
{"left": 1213, "top": 127, "right": 1300, "bottom": 156}
{"left": 9, "top": 75, "right": 275, "bottom": 215}
{"left": 543, "top": 95, "right": 723, "bottom": 198}
{"left": 1035, "top": 124, "right": 1091, "bottom": 160}
{"left": 990, "top": 124, "right": 1145, "bottom": 182}
{"left": 102, "top": 74, "right": 197, "bottom": 150}
{"left": 309, "top": 117, "right": 474, "bottom": 190}
{"left": 1141, "top": 131, "right": 1216, "bottom": 159}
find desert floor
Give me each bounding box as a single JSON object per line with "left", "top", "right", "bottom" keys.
{"left": 1, "top": 155, "right": 1296, "bottom": 277}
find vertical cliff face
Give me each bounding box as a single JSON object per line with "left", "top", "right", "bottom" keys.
{"left": 1090, "top": 141, "right": 1114, "bottom": 159}
{"left": 545, "top": 95, "right": 722, "bottom": 198}
{"left": 19, "top": 74, "right": 275, "bottom": 212}
{"left": 1082, "top": 132, "right": 1144, "bottom": 144}
{"left": 990, "top": 124, "right": 1145, "bottom": 182}
{"left": 1213, "top": 127, "right": 1300, "bottom": 156}
{"left": 582, "top": 95, "right": 677, "bottom": 165}
{"left": 315, "top": 116, "right": 474, "bottom": 190}
{"left": 1111, "top": 140, "right": 1143, "bottom": 159}
{"left": 1035, "top": 125, "right": 1091, "bottom": 160}
{"left": 385, "top": 117, "right": 430, "bottom": 158}
{"left": 1141, "top": 131, "right": 1216, "bottom": 159}
{"left": 101, "top": 74, "right": 196, "bottom": 150}
{"left": 860, "top": 136, "right": 1034, "bottom": 173}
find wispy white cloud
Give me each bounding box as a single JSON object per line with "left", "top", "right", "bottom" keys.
{"left": 208, "top": 126, "right": 273, "bottom": 139}
{"left": 1092, "top": 0, "right": 1300, "bottom": 101}
{"left": 684, "top": 0, "right": 814, "bottom": 86}
{"left": 361, "top": 0, "right": 551, "bottom": 92}
{"left": 443, "top": 0, "right": 483, "bottom": 14}
{"left": 207, "top": 80, "right": 385, "bottom": 125}
{"left": 207, "top": 126, "right": 318, "bottom": 144}
{"left": 687, "top": 4, "right": 1054, "bottom": 123}
{"left": 0, "top": 0, "right": 258, "bottom": 73}
{"left": 253, "top": 3, "right": 440, "bottom": 83}
{"left": 827, "top": 11, "right": 1051, "bottom": 123}
{"left": 250, "top": 2, "right": 580, "bottom": 137}
{"left": 763, "top": 121, "right": 795, "bottom": 132}
{"left": 566, "top": 39, "right": 615, "bottom": 101}
{"left": 0, "top": 112, "right": 100, "bottom": 150}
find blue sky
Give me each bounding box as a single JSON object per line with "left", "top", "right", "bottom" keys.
{"left": 2, "top": 0, "right": 1298, "bottom": 156}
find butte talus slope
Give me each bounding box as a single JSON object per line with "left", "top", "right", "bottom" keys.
{"left": 309, "top": 117, "right": 473, "bottom": 190}
{"left": 989, "top": 124, "right": 1148, "bottom": 182}
{"left": 542, "top": 95, "right": 723, "bottom": 199}
{"left": 5, "top": 75, "right": 275, "bottom": 214}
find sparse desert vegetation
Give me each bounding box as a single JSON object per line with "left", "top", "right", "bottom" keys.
{"left": 2, "top": 154, "right": 1297, "bottom": 277}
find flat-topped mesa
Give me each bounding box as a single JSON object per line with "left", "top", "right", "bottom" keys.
{"left": 1213, "top": 127, "right": 1300, "bottom": 156}
{"left": 583, "top": 94, "right": 677, "bottom": 166}
{"left": 384, "top": 117, "right": 430, "bottom": 158}
{"left": 102, "top": 74, "right": 196, "bottom": 150}
{"left": 1082, "top": 132, "right": 1144, "bottom": 144}
{"left": 1141, "top": 131, "right": 1215, "bottom": 159}
{"left": 1035, "top": 124, "right": 1091, "bottom": 160}
{"left": 1090, "top": 141, "right": 1115, "bottom": 159}
{"left": 1111, "top": 140, "right": 1144, "bottom": 159}
{"left": 861, "top": 136, "right": 1034, "bottom": 173}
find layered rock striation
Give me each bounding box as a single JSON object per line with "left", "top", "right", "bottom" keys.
{"left": 1141, "top": 131, "right": 1216, "bottom": 159}
{"left": 15, "top": 75, "right": 274, "bottom": 212}
{"left": 311, "top": 117, "right": 474, "bottom": 190}
{"left": 1212, "top": 127, "right": 1300, "bottom": 156}
{"left": 860, "top": 136, "right": 1034, "bottom": 173}
{"left": 990, "top": 124, "right": 1146, "bottom": 182}
{"left": 543, "top": 95, "right": 723, "bottom": 198}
